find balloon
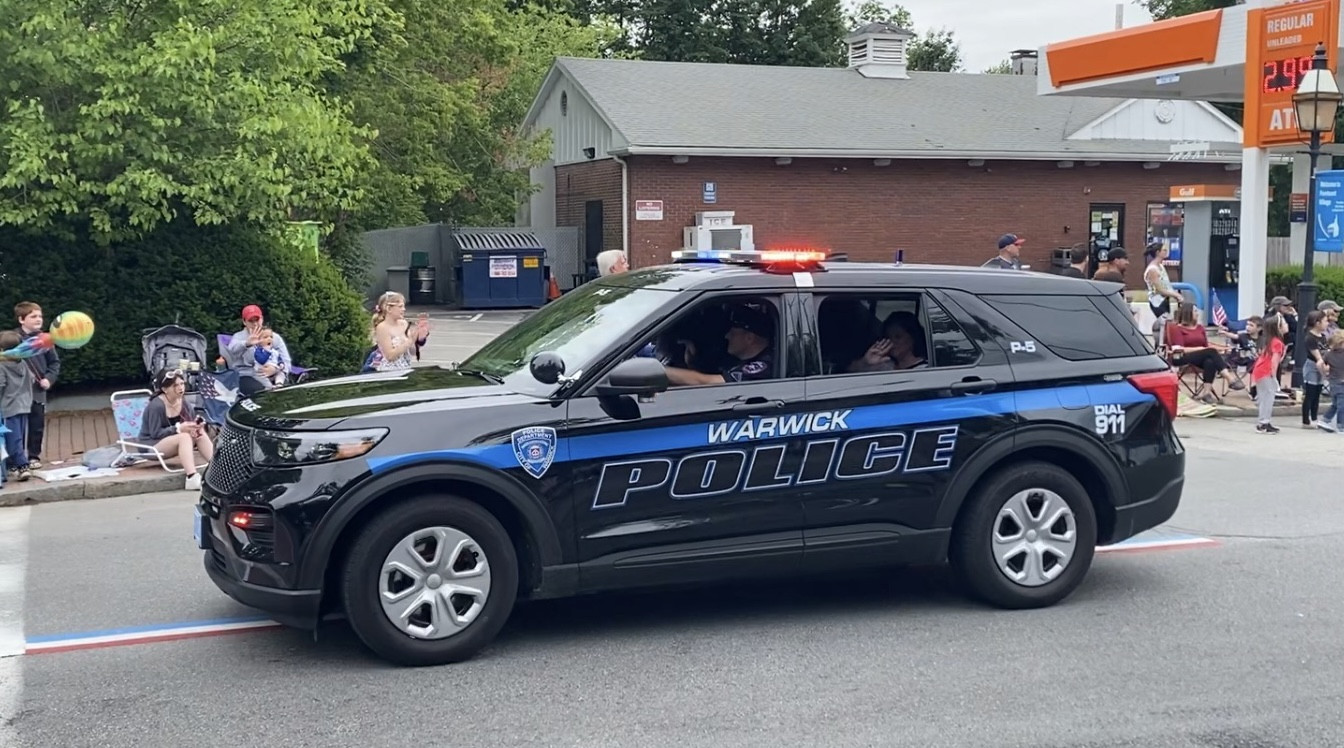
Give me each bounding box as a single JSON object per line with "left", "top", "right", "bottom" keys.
{"left": 50, "top": 311, "right": 94, "bottom": 349}
{"left": 0, "top": 333, "right": 53, "bottom": 360}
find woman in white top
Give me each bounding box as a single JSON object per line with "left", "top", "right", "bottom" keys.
{"left": 1144, "top": 243, "right": 1183, "bottom": 343}
{"left": 369, "top": 291, "right": 430, "bottom": 371}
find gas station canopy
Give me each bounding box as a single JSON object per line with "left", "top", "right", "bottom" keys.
{"left": 1035, "top": 0, "right": 1344, "bottom": 321}
{"left": 1037, "top": 0, "right": 1343, "bottom": 152}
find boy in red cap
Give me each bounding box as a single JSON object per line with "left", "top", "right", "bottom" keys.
{"left": 224, "top": 304, "right": 292, "bottom": 395}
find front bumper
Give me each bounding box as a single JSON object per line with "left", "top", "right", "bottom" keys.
{"left": 203, "top": 552, "right": 322, "bottom": 629}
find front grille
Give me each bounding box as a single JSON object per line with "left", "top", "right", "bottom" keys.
{"left": 206, "top": 423, "right": 257, "bottom": 494}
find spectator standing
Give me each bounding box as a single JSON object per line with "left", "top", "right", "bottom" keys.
{"left": 15, "top": 302, "right": 59, "bottom": 469}
{"left": 596, "top": 250, "right": 628, "bottom": 276}
{"left": 983, "top": 234, "right": 1024, "bottom": 270}
{"left": 1300, "top": 310, "right": 1329, "bottom": 428}
{"left": 1318, "top": 299, "right": 1340, "bottom": 338}
{"left": 226, "top": 304, "right": 292, "bottom": 396}
{"left": 0, "top": 330, "right": 34, "bottom": 482}
{"left": 1059, "top": 246, "right": 1088, "bottom": 278}
{"left": 1093, "top": 246, "right": 1130, "bottom": 280}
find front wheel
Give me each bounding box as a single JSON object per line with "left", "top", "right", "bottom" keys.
{"left": 342, "top": 496, "right": 519, "bottom": 666}
{"left": 949, "top": 461, "right": 1098, "bottom": 609}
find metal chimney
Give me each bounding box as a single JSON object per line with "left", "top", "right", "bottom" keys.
{"left": 1010, "top": 49, "right": 1038, "bottom": 76}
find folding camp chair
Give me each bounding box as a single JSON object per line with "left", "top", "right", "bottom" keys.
{"left": 110, "top": 389, "right": 183, "bottom": 473}
{"left": 216, "top": 333, "right": 316, "bottom": 384}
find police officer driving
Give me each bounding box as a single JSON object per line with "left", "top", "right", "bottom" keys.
{"left": 664, "top": 305, "right": 775, "bottom": 386}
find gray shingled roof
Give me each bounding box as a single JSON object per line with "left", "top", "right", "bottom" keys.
{"left": 551, "top": 56, "right": 1243, "bottom": 161}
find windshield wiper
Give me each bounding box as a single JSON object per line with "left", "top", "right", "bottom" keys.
{"left": 456, "top": 368, "right": 504, "bottom": 385}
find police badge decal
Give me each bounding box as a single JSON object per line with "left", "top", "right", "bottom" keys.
{"left": 511, "top": 426, "right": 558, "bottom": 479}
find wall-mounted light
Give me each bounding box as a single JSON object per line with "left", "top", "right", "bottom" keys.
{"left": 873, "top": 158, "right": 891, "bottom": 167}
{"left": 775, "top": 157, "right": 793, "bottom": 166}
{"left": 1225, "top": 163, "right": 1241, "bottom": 171}
{"left": 671, "top": 155, "right": 689, "bottom": 164}
{"left": 1142, "top": 162, "right": 1160, "bottom": 169}
{"left": 582, "top": 147, "right": 596, "bottom": 159}
{"left": 967, "top": 159, "right": 985, "bottom": 167}
{"left": 1083, "top": 161, "right": 1101, "bottom": 167}
{"left": 1057, "top": 161, "right": 1075, "bottom": 168}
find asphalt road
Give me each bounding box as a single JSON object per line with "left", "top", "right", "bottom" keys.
{"left": 0, "top": 416, "right": 1341, "bottom": 747}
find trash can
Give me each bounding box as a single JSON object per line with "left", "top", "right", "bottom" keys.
{"left": 450, "top": 230, "right": 549, "bottom": 309}
{"left": 386, "top": 265, "right": 410, "bottom": 299}
{"left": 410, "top": 265, "right": 436, "bottom": 305}
{"left": 1049, "top": 249, "right": 1072, "bottom": 274}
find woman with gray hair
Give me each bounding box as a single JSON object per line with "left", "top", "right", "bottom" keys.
{"left": 595, "top": 249, "right": 628, "bottom": 276}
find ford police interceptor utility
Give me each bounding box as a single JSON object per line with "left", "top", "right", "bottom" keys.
{"left": 197, "top": 249, "right": 1185, "bottom": 666}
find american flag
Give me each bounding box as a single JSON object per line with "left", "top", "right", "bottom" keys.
{"left": 1210, "top": 290, "right": 1229, "bottom": 326}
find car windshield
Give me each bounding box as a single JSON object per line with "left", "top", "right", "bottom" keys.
{"left": 457, "top": 280, "right": 674, "bottom": 386}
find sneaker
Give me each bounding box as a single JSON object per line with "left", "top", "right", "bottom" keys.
{"left": 1228, "top": 380, "right": 1246, "bottom": 391}
{"left": 184, "top": 473, "right": 202, "bottom": 492}
{"left": 16, "top": 467, "right": 31, "bottom": 482}
{"left": 1257, "top": 423, "right": 1281, "bottom": 434}
{"left": 29, "top": 459, "right": 41, "bottom": 470}
{"left": 1318, "top": 421, "right": 1338, "bottom": 433}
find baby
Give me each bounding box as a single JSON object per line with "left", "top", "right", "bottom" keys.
{"left": 248, "top": 327, "right": 287, "bottom": 387}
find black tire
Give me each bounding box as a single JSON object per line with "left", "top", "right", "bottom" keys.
{"left": 341, "top": 495, "right": 519, "bottom": 666}
{"left": 949, "top": 461, "right": 1098, "bottom": 609}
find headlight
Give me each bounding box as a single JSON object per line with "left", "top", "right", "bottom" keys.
{"left": 251, "top": 428, "right": 389, "bottom": 466}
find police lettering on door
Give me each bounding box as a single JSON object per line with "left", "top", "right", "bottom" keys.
{"left": 592, "top": 409, "right": 960, "bottom": 509}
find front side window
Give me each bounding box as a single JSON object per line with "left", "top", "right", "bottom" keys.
{"left": 621, "top": 294, "right": 786, "bottom": 388}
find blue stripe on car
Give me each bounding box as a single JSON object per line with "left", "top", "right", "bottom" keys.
{"left": 364, "top": 381, "right": 1152, "bottom": 474}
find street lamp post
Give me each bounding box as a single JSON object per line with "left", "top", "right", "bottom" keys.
{"left": 1291, "top": 42, "right": 1342, "bottom": 389}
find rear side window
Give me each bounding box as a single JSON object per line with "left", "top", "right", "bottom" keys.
{"left": 982, "top": 294, "right": 1146, "bottom": 360}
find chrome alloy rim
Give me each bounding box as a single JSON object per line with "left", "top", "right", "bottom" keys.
{"left": 379, "top": 526, "right": 492, "bottom": 639}
{"left": 991, "top": 488, "right": 1078, "bottom": 587}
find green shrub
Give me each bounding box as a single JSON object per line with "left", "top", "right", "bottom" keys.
{"left": 0, "top": 222, "right": 369, "bottom": 385}
{"left": 1266, "top": 265, "right": 1344, "bottom": 311}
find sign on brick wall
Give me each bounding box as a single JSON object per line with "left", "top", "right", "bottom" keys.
{"left": 635, "top": 200, "right": 664, "bottom": 220}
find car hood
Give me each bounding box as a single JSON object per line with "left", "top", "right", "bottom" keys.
{"left": 227, "top": 367, "right": 533, "bottom": 430}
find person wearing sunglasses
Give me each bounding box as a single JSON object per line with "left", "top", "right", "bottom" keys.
{"left": 139, "top": 369, "right": 214, "bottom": 490}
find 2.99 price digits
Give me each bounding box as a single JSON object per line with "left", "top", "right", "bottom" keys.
{"left": 1263, "top": 55, "right": 1315, "bottom": 93}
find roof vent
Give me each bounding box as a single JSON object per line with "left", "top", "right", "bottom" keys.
{"left": 845, "top": 22, "right": 916, "bottom": 80}
{"left": 1010, "top": 49, "right": 1038, "bottom": 76}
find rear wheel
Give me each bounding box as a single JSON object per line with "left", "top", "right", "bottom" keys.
{"left": 949, "top": 461, "right": 1097, "bottom": 609}
{"left": 342, "top": 496, "right": 518, "bottom": 666}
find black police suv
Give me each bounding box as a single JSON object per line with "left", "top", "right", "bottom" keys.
{"left": 197, "top": 249, "right": 1185, "bottom": 667}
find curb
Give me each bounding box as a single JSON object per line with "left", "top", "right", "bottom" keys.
{"left": 0, "top": 472, "right": 185, "bottom": 508}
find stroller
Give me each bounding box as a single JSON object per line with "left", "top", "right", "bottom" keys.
{"left": 140, "top": 323, "right": 215, "bottom": 425}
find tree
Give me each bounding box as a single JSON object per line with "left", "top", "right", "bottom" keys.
{"left": 0, "top": 0, "right": 384, "bottom": 244}
{"left": 908, "top": 29, "right": 961, "bottom": 73}
{"left": 984, "top": 59, "right": 1013, "bottom": 75}
{"left": 1138, "top": 0, "right": 1239, "bottom": 21}
{"left": 843, "top": 1, "right": 962, "bottom": 72}
{"left": 328, "top": 0, "right": 610, "bottom": 233}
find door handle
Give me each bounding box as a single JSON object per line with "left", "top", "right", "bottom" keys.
{"left": 950, "top": 378, "right": 996, "bottom": 395}
{"left": 731, "top": 398, "right": 786, "bottom": 413}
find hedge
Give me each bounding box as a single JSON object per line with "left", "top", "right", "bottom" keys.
{"left": 1266, "top": 265, "right": 1344, "bottom": 312}
{"left": 0, "top": 222, "right": 370, "bottom": 385}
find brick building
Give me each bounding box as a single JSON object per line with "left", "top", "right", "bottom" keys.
{"left": 519, "top": 23, "right": 1249, "bottom": 283}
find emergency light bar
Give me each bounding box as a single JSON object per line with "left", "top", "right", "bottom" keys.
{"left": 671, "top": 248, "right": 830, "bottom": 271}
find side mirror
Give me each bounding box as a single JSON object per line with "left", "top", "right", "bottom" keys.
{"left": 529, "top": 351, "right": 566, "bottom": 385}
{"left": 594, "top": 357, "right": 668, "bottom": 397}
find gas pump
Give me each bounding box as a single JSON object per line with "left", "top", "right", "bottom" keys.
{"left": 1165, "top": 185, "right": 1246, "bottom": 321}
